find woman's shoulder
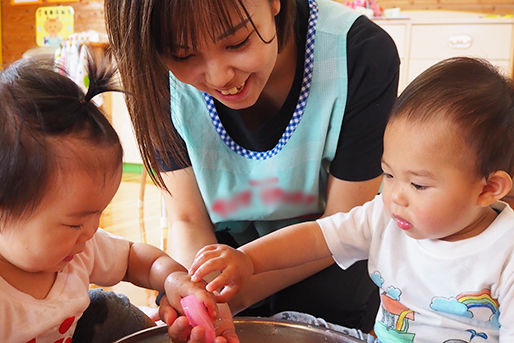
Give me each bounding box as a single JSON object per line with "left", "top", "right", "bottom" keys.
{"left": 315, "top": 0, "right": 362, "bottom": 34}
{"left": 348, "top": 16, "right": 398, "bottom": 54}
{"left": 315, "top": 0, "right": 397, "bottom": 53}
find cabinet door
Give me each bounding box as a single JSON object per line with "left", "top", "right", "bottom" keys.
{"left": 410, "top": 23, "right": 513, "bottom": 60}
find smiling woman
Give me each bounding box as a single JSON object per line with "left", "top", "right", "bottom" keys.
{"left": 105, "top": 0, "right": 400, "bottom": 333}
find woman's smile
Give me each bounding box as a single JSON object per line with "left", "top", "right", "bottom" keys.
{"left": 217, "top": 80, "right": 247, "bottom": 96}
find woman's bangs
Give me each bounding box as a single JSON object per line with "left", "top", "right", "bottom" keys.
{"left": 159, "top": 0, "right": 248, "bottom": 54}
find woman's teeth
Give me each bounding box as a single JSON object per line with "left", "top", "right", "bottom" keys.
{"left": 220, "top": 81, "right": 245, "bottom": 95}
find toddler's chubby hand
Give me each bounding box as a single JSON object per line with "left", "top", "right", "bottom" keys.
{"left": 163, "top": 270, "right": 218, "bottom": 320}
{"left": 189, "top": 244, "right": 254, "bottom": 302}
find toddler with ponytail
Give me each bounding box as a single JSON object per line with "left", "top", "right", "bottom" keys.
{"left": 0, "top": 55, "right": 219, "bottom": 342}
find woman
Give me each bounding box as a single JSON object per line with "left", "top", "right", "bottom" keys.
{"left": 105, "top": 0, "right": 399, "bottom": 339}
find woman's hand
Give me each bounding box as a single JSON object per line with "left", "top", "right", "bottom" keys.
{"left": 159, "top": 297, "right": 239, "bottom": 343}
{"left": 189, "top": 244, "right": 254, "bottom": 302}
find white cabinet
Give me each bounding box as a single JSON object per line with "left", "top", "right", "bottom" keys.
{"left": 374, "top": 11, "right": 514, "bottom": 92}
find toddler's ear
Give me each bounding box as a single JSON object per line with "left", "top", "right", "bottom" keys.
{"left": 477, "top": 171, "right": 513, "bottom": 206}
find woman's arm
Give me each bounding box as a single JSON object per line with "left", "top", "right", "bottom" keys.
{"left": 227, "top": 174, "right": 383, "bottom": 313}
{"left": 160, "top": 167, "right": 381, "bottom": 312}
{"left": 160, "top": 168, "right": 242, "bottom": 342}
{"left": 161, "top": 168, "right": 218, "bottom": 268}
{"left": 323, "top": 175, "right": 382, "bottom": 216}
{"left": 191, "top": 175, "right": 382, "bottom": 303}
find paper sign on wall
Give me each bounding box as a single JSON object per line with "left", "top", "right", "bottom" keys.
{"left": 36, "top": 6, "right": 74, "bottom": 47}
{"left": 11, "top": 0, "right": 42, "bottom": 5}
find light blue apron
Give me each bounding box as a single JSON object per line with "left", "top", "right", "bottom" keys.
{"left": 170, "top": 0, "right": 361, "bottom": 243}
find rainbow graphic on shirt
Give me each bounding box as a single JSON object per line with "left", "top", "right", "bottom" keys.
{"left": 431, "top": 289, "right": 500, "bottom": 328}
{"left": 456, "top": 290, "right": 499, "bottom": 314}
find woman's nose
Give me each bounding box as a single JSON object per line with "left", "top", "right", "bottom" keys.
{"left": 204, "top": 57, "right": 235, "bottom": 88}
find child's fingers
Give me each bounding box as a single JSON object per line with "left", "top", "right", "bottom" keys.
{"left": 213, "top": 285, "right": 240, "bottom": 303}
{"left": 191, "top": 259, "right": 228, "bottom": 283}
{"left": 204, "top": 271, "right": 235, "bottom": 293}
{"left": 190, "top": 246, "right": 226, "bottom": 276}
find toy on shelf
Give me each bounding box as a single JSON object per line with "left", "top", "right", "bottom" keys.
{"left": 344, "top": 0, "right": 383, "bottom": 18}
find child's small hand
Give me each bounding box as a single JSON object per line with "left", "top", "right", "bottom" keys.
{"left": 163, "top": 270, "right": 218, "bottom": 319}
{"left": 189, "top": 244, "right": 254, "bottom": 302}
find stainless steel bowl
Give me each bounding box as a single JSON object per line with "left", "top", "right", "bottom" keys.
{"left": 114, "top": 317, "right": 366, "bottom": 343}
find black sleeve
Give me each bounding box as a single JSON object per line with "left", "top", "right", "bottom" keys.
{"left": 329, "top": 16, "right": 400, "bottom": 181}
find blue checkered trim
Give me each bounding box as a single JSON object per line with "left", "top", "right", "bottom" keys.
{"left": 203, "top": 0, "right": 319, "bottom": 160}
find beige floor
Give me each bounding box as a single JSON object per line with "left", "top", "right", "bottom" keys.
{"left": 96, "top": 171, "right": 167, "bottom": 310}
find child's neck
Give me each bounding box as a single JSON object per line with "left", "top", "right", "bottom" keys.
{"left": 0, "top": 259, "right": 57, "bottom": 299}
{"left": 442, "top": 206, "right": 499, "bottom": 242}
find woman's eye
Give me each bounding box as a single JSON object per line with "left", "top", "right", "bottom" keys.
{"left": 411, "top": 183, "right": 427, "bottom": 191}
{"left": 227, "top": 35, "right": 250, "bottom": 50}
{"left": 171, "top": 54, "right": 193, "bottom": 62}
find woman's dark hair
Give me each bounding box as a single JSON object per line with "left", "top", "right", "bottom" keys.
{"left": 105, "top": 0, "right": 296, "bottom": 190}
{"left": 0, "top": 54, "right": 123, "bottom": 225}
{"left": 390, "top": 57, "right": 514, "bottom": 178}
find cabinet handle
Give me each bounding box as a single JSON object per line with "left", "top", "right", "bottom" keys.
{"left": 448, "top": 35, "right": 472, "bottom": 49}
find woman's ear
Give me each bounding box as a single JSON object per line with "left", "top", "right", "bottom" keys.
{"left": 477, "top": 171, "right": 513, "bottom": 206}
{"left": 271, "top": 0, "right": 281, "bottom": 16}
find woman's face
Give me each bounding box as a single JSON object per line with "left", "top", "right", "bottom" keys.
{"left": 163, "top": 0, "right": 281, "bottom": 110}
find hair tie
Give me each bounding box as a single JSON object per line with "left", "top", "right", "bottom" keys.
{"left": 80, "top": 98, "right": 87, "bottom": 104}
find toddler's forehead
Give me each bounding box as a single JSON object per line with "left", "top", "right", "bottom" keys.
{"left": 51, "top": 140, "right": 121, "bottom": 175}
{"left": 385, "top": 117, "right": 477, "bottom": 172}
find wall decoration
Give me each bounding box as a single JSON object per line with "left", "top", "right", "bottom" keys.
{"left": 11, "top": 0, "right": 42, "bottom": 4}
{"left": 35, "top": 6, "right": 74, "bottom": 47}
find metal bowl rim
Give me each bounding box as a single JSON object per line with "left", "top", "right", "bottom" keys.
{"left": 113, "top": 316, "right": 365, "bottom": 343}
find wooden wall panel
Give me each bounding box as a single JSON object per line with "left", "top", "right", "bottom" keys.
{"left": 2, "top": 0, "right": 513, "bottom": 67}
{"left": 1, "top": 0, "right": 105, "bottom": 66}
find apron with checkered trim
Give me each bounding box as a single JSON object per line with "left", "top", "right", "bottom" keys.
{"left": 169, "top": 0, "right": 360, "bottom": 243}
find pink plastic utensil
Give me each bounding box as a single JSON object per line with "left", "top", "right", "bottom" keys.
{"left": 180, "top": 295, "right": 216, "bottom": 343}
